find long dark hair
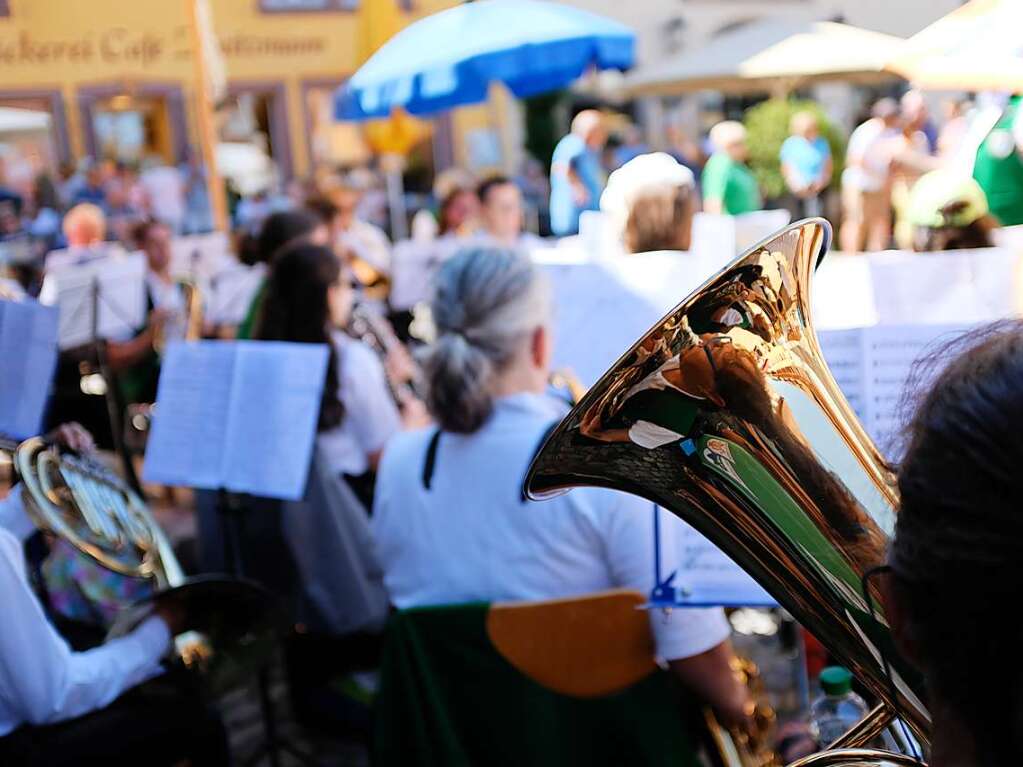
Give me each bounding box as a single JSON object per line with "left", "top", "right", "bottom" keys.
{"left": 256, "top": 243, "right": 344, "bottom": 431}
{"left": 254, "top": 209, "right": 322, "bottom": 265}
{"left": 892, "top": 321, "right": 1023, "bottom": 763}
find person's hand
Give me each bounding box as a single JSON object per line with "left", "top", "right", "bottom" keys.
{"left": 714, "top": 684, "right": 757, "bottom": 739}
{"left": 571, "top": 180, "right": 590, "bottom": 207}
{"left": 148, "top": 307, "right": 172, "bottom": 333}
{"left": 153, "top": 595, "right": 188, "bottom": 637}
{"left": 46, "top": 422, "right": 96, "bottom": 454}
{"left": 384, "top": 344, "right": 418, "bottom": 388}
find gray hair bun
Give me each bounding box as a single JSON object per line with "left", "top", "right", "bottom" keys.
{"left": 424, "top": 247, "right": 550, "bottom": 433}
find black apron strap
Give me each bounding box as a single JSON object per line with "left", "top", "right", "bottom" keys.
{"left": 421, "top": 428, "right": 442, "bottom": 491}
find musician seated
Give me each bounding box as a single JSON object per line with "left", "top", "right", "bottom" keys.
{"left": 600, "top": 153, "right": 696, "bottom": 254}
{"left": 887, "top": 324, "right": 1023, "bottom": 767}
{"left": 234, "top": 208, "right": 327, "bottom": 340}
{"left": 321, "top": 176, "right": 392, "bottom": 279}
{"left": 106, "top": 219, "right": 193, "bottom": 405}
{"left": 257, "top": 243, "right": 424, "bottom": 509}
{"left": 46, "top": 203, "right": 112, "bottom": 269}
{"left": 475, "top": 175, "right": 544, "bottom": 252}
{"left": 371, "top": 247, "right": 752, "bottom": 731}
{"left": 0, "top": 424, "right": 229, "bottom": 766}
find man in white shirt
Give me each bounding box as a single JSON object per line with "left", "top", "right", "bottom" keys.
{"left": 839, "top": 99, "right": 902, "bottom": 253}
{"left": 0, "top": 427, "right": 229, "bottom": 765}
{"left": 475, "top": 176, "right": 544, "bottom": 252}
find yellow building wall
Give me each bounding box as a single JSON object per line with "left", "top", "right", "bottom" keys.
{"left": 0, "top": 0, "right": 511, "bottom": 178}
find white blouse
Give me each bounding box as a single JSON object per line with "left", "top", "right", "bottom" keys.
{"left": 316, "top": 332, "right": 401, "bottom": 477}
{"left": 371, "top": 392, "right": 731, "bottom": 662}
{"left": 0, "top": 488, "right": 169, "bottom": 736}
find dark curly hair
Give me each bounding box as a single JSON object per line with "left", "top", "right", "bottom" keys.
{"left": 892, "top": 320, "right": 1023, "bottom": 763}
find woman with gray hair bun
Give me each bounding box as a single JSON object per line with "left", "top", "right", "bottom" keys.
{"left": 371, "top": 246, "right": 753, "bottom": 736}
{"left": 424, "top": 246, "right": 552, "bottom": 433}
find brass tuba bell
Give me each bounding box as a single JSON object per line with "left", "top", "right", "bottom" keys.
{"left": 525, "top": 220, "right": 929, "bottom": 766}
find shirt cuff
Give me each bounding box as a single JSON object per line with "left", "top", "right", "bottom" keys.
{"left": 132, "top": 615, "right": 173, "bottom": 658}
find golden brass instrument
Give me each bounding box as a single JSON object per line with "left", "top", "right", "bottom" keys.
{"left": 348, "top": 300, "right": 424, "bottom": 405}
{"left": 525, "top": 220, "right": 929, "bottom": 767}
{"left": 13, "top": 437, "right": 275, "bottom": 693}
{"left": 127, "top": 279, "right": 203, "bottom": 451}
{"left": 152, "top": 278, "right": 204, "bottom": 354}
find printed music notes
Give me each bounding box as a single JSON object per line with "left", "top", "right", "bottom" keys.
{"left": 819, "top": 323, "right": 974, "bottom": 457}
{"left": 670, "top": 519, "right": 777, "bottom": 607}
{"left": 0, "top": 298, "right": 59, "bottom": 440}
{"left": 143, "top": 340, "right": 329, "bottom": 500}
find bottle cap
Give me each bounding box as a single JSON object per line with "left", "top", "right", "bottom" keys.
{"left": 819, "top": 666, "right": 853, "bottom": 695}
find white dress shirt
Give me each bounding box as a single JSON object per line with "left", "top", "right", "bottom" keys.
{"left": 339, "top": 219, "right": 392, "bottom": 275}
{"left": 316, "top": 332, "right": 402, "bottom": 477}
{"left": 371, "top": 392, "right": 731, "bottom": 662}
{"left": 0, "top": 488, "right": 170, "bottom": 736}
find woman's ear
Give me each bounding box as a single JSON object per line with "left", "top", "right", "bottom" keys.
{"left": 881, "top": 572, "right": 923, "bottom": 671}
{"left": 531, "top": 326, "right": 549, "bottom": 370}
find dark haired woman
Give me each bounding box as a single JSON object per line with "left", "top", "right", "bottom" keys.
{"left": 256, "top": 243, "right": 425, "bottom": 643}
{"left": 234, "top": 208, "right": 327, "bottom": 339}
{"left": 257, "top": 243, "right": 422, "bottom": 501}
{"left": 888, "top": 323, "right": 1023, "bottom": 766}
{"left": 371, "top": 247, "right": 752, "bottom": 731}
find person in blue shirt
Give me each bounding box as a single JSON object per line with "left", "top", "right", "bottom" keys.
{"left": 549, "top": 110, "right": 607, "bottom": 237}
{"left": 780, "top": 111, "right": 832, "bottom": 219}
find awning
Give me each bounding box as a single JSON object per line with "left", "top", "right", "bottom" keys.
{"left": 625, "top": 19, "right": 904, "bottom": 96}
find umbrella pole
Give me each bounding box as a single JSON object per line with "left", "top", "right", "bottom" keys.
{"left": 382, "top": 152, "right": 408, "bottom": 241}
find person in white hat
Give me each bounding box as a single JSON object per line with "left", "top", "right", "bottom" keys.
{"left": 600, "top": 152, "right": 696, "bottom": 254}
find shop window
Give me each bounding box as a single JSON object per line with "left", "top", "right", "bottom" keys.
{"left": 304, "top": 83, "right": 370, "bottom": 170}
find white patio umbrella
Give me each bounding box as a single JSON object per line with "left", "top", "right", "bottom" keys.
{"left": 886, "top": 0, "right": 1023, "bottom": 91}
{"left": 625, "top": 19, "right": 905, "bottom": 96}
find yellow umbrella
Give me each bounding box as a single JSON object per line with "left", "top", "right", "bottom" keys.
{"left": 887, "top": 0, "right": 1023, "bottom": 91}
{"left": 359, "top": 0, "right": 430, "bottom": 156}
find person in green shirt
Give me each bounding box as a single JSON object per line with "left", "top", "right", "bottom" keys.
{"left": 973, "top": 94, "right": 1023, "bottom": 227}
{"left": 701, "top": 121, "right": 763, "bottom": 216}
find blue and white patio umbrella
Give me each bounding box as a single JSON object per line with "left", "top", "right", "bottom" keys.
{"left": 335, "top": 0, "right": 635, "bottom": 121}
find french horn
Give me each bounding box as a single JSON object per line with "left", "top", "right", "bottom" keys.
{"left": 13, "top": 436, "right": 277, "bottom": 694}
{"left": 525, "top": 220, "right": 929, "bottom": 766}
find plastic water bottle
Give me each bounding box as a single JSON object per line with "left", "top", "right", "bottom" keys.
{"left": 809, "top": 666, "right": 869, "bottom": 748}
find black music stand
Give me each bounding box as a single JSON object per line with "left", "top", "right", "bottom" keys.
{"left": 49, "top": 257, "right": 148, "bottom": 495}
{"left": 143, "top": 340, "right": 331, "bottom": 767}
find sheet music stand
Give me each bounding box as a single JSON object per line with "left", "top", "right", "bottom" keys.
{"left": 143, "top": 340, "right": 330, "bottom": 767}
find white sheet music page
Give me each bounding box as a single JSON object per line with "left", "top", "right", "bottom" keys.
{"left": 208, "top": 263, "right": 265, "bottom": 326}
{"left": 143, "top": 341, "right": 236, "bottom": 490}
{"left": 862, "top": 323, "right": 974, "bottom": 455}
{"left": 818, "top": 328, "right": 869, "bottom": 424}
{"left": 0, "top": 299, "right": 59, "bottom": 440}
{"left": 222, "top": 341, "right": 328, "bottom": 500}
{"left": 40, "top": 251, "right": 147, "bottom": 349}
{"left": 143, "top": 340, "right": 328, "bottom": 500}
{"left": 671, "top": 520, "right": 776, "bottom": 607}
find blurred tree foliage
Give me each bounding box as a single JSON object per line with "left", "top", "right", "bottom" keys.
{"left": 743, "top": 98, "right": 846, "bottom": 200}
{"left": 524, "top": 90, "right": 566, "bottom": 173}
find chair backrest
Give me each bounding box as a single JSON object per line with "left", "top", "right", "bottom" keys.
{"left": 375, "top": 593, "right": 701, "bottom": 767}
{"left": 485, "top": 589, "right": 657, "bottom": 698}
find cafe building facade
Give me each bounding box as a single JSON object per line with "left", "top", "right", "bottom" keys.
{"left": 0, "top": 0, "right": 501, "bottom": 185}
